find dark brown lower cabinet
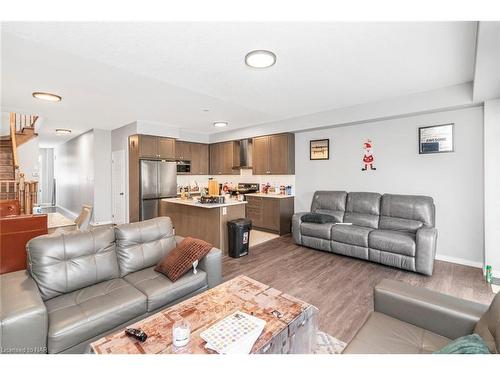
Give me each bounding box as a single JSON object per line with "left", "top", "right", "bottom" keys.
{"left": 245, "top": 195, "right": 294, "bottom": 235}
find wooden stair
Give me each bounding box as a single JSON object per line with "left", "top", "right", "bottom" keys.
{"left": 0, "top": 113, "right": 40, "bottom": 211}
{"left": 0, "top": 139, "right": 15, "bottom": 180}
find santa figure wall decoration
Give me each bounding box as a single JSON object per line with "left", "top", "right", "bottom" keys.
{"left": 361, "top": 139, "right": 376, "bottom": 171}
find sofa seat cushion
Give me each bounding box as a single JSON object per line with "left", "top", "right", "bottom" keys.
{"left": 369, "top": 230, "right": 416, "bottom": 257}
{"left": 331, "top": 225, "right": 373, "bottom": 247}
{"left": 344, "top": 312, "right": 451, "bottom": 354}
{"left": 300, "top": 222, "right": 335, "bottom": 240}
{"left": 124, "top": 266, "right": 207, "bottom": 312}
{"left": 45, "top": 278, "right": 147, "bottom": 353}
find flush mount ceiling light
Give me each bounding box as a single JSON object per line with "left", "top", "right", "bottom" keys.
{"left": 55, "top": 129, "right": 72, "bottom": 135}
{"left": 32, "top": 92, "right": 62, "bottom": 102}
{"left": 213, "top": 121, "right": 228, "bottom": 128}
{"left": 245, "top": 50, "right": 277, "bottom": 68}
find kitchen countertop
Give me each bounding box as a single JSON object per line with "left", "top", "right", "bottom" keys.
{"left": 244, "top": 193, "right": 294, "bottom": 199}
{"left": 162, "top": 197, "right": 247, "bottom": 209}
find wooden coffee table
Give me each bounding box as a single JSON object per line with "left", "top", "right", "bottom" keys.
{"left": 90, "top": 275, "right": 318, "bottom": 354}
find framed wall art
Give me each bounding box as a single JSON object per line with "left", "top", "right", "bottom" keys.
{"left": 419, "top": 123, "right": 454, "bottom": 154}
{"left": 310, "top": 139, "right": 330, "bottom": 160}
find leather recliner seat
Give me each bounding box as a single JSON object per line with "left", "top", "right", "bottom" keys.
{"left": 0, "top": 217, "right": 223, "bottom": 354}
{"left": 344, "top": 279, "right": 499, "bottom": 354}
{"left": 292, "top": 191, "right": 437, "bottom": 275}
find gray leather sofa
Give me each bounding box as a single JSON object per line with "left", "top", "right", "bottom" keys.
{"left": 292, "top": 191, "right": 437, "bottom": 275}
{"left": 344, "top": 279, "right": 499, "bottom": 354}
{"left": 0, "top": 217, "right": 222, "bottom": 354}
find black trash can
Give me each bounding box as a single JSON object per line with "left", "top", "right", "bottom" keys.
{"left": 227, "top": 218, "right": 252, "bottom": 258}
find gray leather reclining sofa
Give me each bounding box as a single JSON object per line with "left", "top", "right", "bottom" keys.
{"left": 0, "top": 217, "right": 222, "bottom": 354}
{"left": 292, "top": 191, "right": 437, "bottom": 275}
{"left": 344, "top": 279, "right": 499, "bottom": 354}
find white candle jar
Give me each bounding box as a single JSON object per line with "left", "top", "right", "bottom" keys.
{"left": 172, "top": 320, "right": 191, "bottom": 347}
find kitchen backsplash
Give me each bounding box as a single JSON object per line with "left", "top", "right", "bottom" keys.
{"left": 177, "top": 169, "right": 296, "bottom": 194}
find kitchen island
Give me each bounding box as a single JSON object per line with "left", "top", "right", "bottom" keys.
{"left": 160, "top": 198, "right": 247, "bottom": 255}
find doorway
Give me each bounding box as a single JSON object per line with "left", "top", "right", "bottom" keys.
{"left": 112, "top": 149, "right": 127, "bottom": 224}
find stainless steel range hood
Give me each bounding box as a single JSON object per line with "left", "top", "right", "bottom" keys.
{"left": 234, "top": 139, "right": 253, "bottom": 169}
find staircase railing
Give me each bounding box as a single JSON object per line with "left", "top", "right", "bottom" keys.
{"left": 4, "top": 113, "right": 40, "bottom": 213}
{"left": 9, "top": 113, "right": 19, "bottom": 170}
{"left": 0, "top": 178, "right": 39, "bottom": 214}
{"left": 10, "top": 113, "right": 39, "bottom": 167}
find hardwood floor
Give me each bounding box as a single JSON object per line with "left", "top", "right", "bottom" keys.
{"left": 222, "top": 235, "right": 495, "bottom": 344}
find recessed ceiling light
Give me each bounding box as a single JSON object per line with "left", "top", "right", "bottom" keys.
{"left": 55, "top": 129, "right": 71, "bottom": 135}
{"left": 245, "top": 50, "right": 277, "bottom": 68}
{"left": 213, "top": 122, "right": 228, "bottom": 128}
{"left": 33, "top": 92, "right": 62, "bottom": 102}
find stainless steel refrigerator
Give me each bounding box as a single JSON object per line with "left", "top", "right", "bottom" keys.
{"left": 140, "top": 160, "right": 177, "bottom": 220}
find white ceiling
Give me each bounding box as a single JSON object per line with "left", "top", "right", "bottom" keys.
{"left": 1, "top": 22, "right": 477, "bottom": 146}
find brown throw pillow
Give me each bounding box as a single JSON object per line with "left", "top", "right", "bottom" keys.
{"left": 155, "top": 237, "right": 213, "bottom": 282}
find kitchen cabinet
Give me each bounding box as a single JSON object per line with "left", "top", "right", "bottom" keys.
{"left": 245, "top": 195, "right": 294, "bottom": 235}
{"left": 209, "top": 141, "right": 239, "bottom": 175}
{"left": 191, "top": 143, "right": 209, "bottom": 175}
{"left": 175, "top": 141, "right": 191, "bottom": 160}
{"left": 138, "top": 134, "right": 176, "bottom": 159}
{"left": 177, "top": 141, "right": 209, "bottom": 175}
{"left": 252, "top": 133, "right": 295, "bottom": 175}
{"left": 158, "top": 137, "right": 176, "bottom": 159}
{"left": 138, "top": 135, "right": 158, "bottom": 158}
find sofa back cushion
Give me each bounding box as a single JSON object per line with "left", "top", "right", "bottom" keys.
{"left": 115, "top": 217, "right": 177, "bottom": 277}
{"left": 343, "top": 192, "right": 381, "bottom": 229}
{"left": 310, "top": 191, "right": 347, "bottom": 223}
{"left": 27, "top": 227, "right": 118, "bottom": 301}
{"left": 474, "top": 292, "right": 500, "bottom": 354}
{"left": 379, "top": 194, "right": 435, "bottom": 233}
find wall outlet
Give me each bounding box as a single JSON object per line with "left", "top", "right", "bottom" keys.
{"left": 222, "top": 207, "right": 227, "bottom": 215}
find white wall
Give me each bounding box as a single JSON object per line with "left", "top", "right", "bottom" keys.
{"left": 39, "top": 148, "right": 54, "bottom": 205}
{"left": 295, "top": 106, "right": 484, "bottom": 267}
{"left": 55, "top": 130, "right": 94, "bottom": 219}
{"left": 93, "top": 129, "right": 112, "bottom": 224}
{"left": 17, "top": 137, "right": 40, "bottom": 181}
{"left": 484, "top": 98, "right": 500, "bottom": 277}
{"left": 111, "top": 122, "right": 137, "bottom": 223}
{"left": 0, "top": 112, "right": 9, "bottom": 136}
{"left": 210, "top": 82, "right": 474, "bottom": 143}
{"left": 55, "top": 128, "right": 113, "bottom": 224}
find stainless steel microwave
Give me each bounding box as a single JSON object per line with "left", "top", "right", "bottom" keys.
{"left": 176, "top": 160, "right": 191, "bottom": 173}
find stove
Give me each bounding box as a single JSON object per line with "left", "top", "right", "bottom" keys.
{"left": 229, "top": 183, "right": 259, "bottom": 196}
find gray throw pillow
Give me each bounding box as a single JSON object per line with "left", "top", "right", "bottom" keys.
{"left": 301, "top": 213, "right": 337, "bottom": 224}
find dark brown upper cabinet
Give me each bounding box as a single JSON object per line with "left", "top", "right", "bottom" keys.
{"left": 176, "top": 141, "right": 209, "bottom": 175}
{"left": 252, "top": 133, "right": 295, "bottom": 175}
{"left": 209, "top": 141, "right": 239, "bottom": 175}
{"left": 138, "top": 135, "right": 176, "bottom": 159}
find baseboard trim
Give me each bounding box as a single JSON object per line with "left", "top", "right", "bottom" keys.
{"left": 56, "top": 205, "right": 78, "bottom": 220}
{"left": 435, "top": 254, "right": 483, "bottom": 269}
{"left": 91, "top": 220, "right": 114, "bottom": 226}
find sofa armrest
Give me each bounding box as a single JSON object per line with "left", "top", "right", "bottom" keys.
{"left": 0, "top": 270, "right": 48, "bottom": 353}
{"left": 174, "top": 235, "right": 222, "bottom": 289}
{"left": 292, "top": 212, "right": 309, "bottom": 245}
{"left": 415, "top": 227, "right": 437, "bottom": 275}
{"left": 374, "top": 279, "right": 488, "bottom": 340}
